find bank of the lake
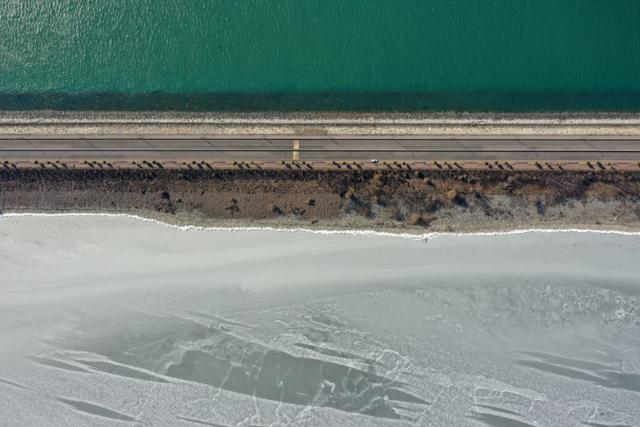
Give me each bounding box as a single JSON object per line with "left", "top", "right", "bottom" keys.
{"left": 2, "top": 169, "right": 639, "bottom": 233}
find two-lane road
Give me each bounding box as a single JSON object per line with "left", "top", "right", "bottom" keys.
{"left": 1, "top": 135, "right": 640, "bottom": 163}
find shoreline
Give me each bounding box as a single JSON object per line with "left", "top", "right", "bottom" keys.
{"left": 4, "top": 211, "right": 640, "bottom": 238}
{"left": 3, "top": 111, "right": 640, "bottom": 135}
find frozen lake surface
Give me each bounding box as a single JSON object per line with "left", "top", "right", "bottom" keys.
{"left": 0, "top": 215, "right": 639, "bottom": 426}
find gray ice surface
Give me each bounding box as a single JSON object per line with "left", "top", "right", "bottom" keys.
{"left": 0, "top": 215, "right": 639, "bottom": 426}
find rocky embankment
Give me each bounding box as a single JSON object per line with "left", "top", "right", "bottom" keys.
{"left": 1, "top": 169, "right": 639, "bottom": 232}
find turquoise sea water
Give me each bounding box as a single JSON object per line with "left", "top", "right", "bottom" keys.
{"left": 1, "top": 0, "right": 639, "bottom": 111}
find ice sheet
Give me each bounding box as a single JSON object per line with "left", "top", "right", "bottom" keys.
{"left": 0, "top": 215, "right": 639, "bottom": 426}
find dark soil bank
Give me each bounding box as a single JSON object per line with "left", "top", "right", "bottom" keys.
{"left": 1, "top": 169, "right": 640, "bottom": 231}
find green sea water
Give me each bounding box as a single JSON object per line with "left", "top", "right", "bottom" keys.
{"left": 1, "top": 0, "right": 639, "bottom": 111}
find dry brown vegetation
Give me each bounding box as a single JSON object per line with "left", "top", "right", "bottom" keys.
{"left": 1, "top": 169, "right": 639, "bottom": 230}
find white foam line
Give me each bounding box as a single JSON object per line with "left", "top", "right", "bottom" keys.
{"left": 1, "top": 212, "right": 640, "bottom": 240}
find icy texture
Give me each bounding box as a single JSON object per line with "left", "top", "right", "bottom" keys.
{"left": 0, "top": 215, "right": 639, "bottom": 426}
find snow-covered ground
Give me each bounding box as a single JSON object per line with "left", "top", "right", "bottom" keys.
{"left": 0, "top": 215, "right": 639, "bottom": 426}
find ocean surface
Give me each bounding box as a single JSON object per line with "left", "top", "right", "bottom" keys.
{"left": 1, "top": 214, "right": 639, "bottom": 426}
{"left": 1, "top": 0, "right": 640, "bottom": 111}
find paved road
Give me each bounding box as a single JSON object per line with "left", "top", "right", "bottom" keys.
{"left": 1, "top": 135, "right": 640, "bottom": 162}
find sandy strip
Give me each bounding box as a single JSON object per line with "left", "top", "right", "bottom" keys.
{"left": 3, "top": 111, "right": 640, "bottom": 135}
